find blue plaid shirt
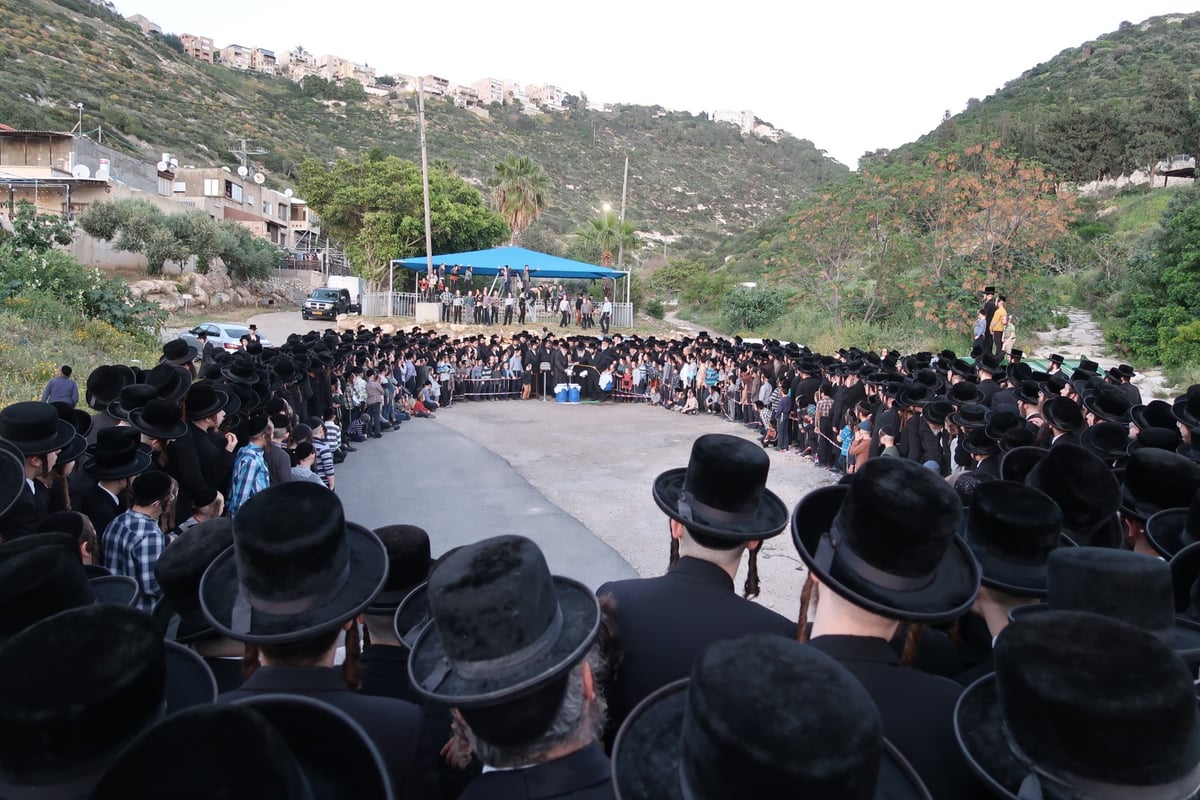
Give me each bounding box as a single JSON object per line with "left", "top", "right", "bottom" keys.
{"left": 102, "top": 509, "right": 165, "bottom": 612}
{"left": 229, "top": 443, "right": 269, "bottom": 516}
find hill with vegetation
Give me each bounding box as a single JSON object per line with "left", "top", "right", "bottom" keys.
{"left": 0, "top": 0, "right": 846, "bottom": 255}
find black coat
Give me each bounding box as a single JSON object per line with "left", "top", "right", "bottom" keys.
{"left": 808, "top": 635, "right": 988, "bottom": 800}
{"left": 166, "top": 423, "right": 230, "bottom": 522}
{"left": 458, "top": 744, "right": 614, "bottom": 800}
{"left": 221, "top": 666, "right": 435, "bottom": 798}
{"left": 0, "top": 480, "right": 50, "bottom": 540}
{"left": 80, "top": 483, "right": 123, "bottom": 541}
{"left": 597, "top": 557, "right": 797, "bottom": 744}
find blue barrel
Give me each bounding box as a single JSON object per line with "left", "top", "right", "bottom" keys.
{"left": 568, "top": 385, "right": 581, "bottom": 403}
{"left": 556, "top": 387, "right": 569, "bottom": 403}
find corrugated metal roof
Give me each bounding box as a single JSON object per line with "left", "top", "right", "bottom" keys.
{"left": 0, "top": 129, "right": 74, "bottom": 138}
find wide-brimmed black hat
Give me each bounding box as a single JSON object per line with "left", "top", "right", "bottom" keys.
{"left": 1175, "top": 393, "right": 1200, "bottom": 428}
{"left": 1172, "top": 542, "right": 1200, "bottom": 623}
{"left": 1132, "top": 399, "right": 1177, "bottom": 431}
{"left": 949, "top": 403, "right": 989, "bottom": 430}
{"left": 1042, "top": 397, "right": 1083, "bottom": 433}
{"left": 961, "top": 481, "right": 1066, "bottom": 598}
{"left": 962, "top": 427, "right": 1001, "bottom": 457}
{"left": 85, "top": 365, "right": 132, "bottom": 411}
{"left": 0, "top": 439, "right": 24, "bottom": 519}
{"left": 221, "top": 353, "right": 261, "bottom": 384}
{"left": 1010, "top": 547, "right": 1200, "bottom": 659}
{"left": 153, "top": 518, "right": 234, "bottom": 644}
{"left": 145, "top": 363, "right": 192, "bottom": 404}
{"left": 0, "top": 539, "right": 138, "bottom": 643}
{"left": 1078, "top": 420, "right": 1131, "bottom": 462}
{"left": 1025, "top": 444, "right": 1122, "bottom": 548}
{"left": 0, "top": 605, "right": 191, "bottom": 796}
{"left": 108, "top": 383, "right": 158, "bottom": 421}
{"left": 200, "top": 483, "right": 386, "bottom": 644}
{"left": 652, "top": 433, "right": 787, "bottom": 543}
{"left": 1120, "top": 448, "right": 1200, "bottom": 522}
{"left": 82, "top": 427, "right": 153, "bottom": 481}
{"left": 1012, "top": 380, "right": 1041, "bottom": 406}
{"left": 366, "top": 524, "right": 431, "bottom": 615}
{"left": 1147, "top": 489, "right": 1200, "bottom": 560}
{"left": 130, "top": 398, "right": 189, "bottom": 441}
{"left": 159, "top": 337, "right": 199, "bottom": 366}
{"left": 92, "top": 695, "right": 393, "bottom": 800}
{"left": 956, "top": 612, "right": 1200, "bottom": 800}
{"left": 0, "top": 401, "right": 77, "bottom": 456}
{"left": 184, "top": 382, "right": 238, "bottom": 422}
{"left": 895, "top": 382, "right": 935, "bottom": 409}
{"left": 791, "top": 458, "right": 980, "bottom": 624}
{"left": 1082, "top": 386, "right": 1132, "bottom": 424}
{"left": 1128, "top": 425, "right": 1183, "bottom": 456}
{"left": 408, "top": 534, "right": 600, "bottom": 707}
{"left": 612, "top": 634, "right": 931, "bottom": 800}
{"left": 975, "top": 353, "right": 1003, "bottom": 376}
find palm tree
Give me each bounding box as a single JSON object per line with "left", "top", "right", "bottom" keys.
{"left": 488, "top": 156, "right": 549, "bottom": 246}
{"left": 576, "top": 210, "right": 638, "bottom": 266}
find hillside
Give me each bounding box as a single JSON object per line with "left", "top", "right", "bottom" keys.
{"left": 0, "top": 0, "right": 846, "bottom": 255}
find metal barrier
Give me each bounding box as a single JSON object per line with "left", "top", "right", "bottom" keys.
{"left": 361, "top": 292, "right": 418, "bottom": 318}
{"left": 613, "top": 302, "right": 633, "bottom": 329}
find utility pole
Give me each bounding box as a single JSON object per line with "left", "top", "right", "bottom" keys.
{"left": 229, "top": 139, "right": 266, "bottom": 171}
{"left": 417, "top": 78, "right": 434, "bottom": 280}
{"left": 616, "top": 154, "right": 629, "bottom": 270}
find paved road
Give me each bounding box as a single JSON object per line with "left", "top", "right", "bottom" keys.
{"left": 333, "top": 416, "right": 638, "bottom": 591}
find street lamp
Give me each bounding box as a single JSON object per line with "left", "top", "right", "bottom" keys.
{"left": 73, "top": 103, "right": 83, "bottom": 135}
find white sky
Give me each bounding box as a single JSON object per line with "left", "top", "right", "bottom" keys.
{"left": 123, "top": 1, "right": 1192, "bottom": 168}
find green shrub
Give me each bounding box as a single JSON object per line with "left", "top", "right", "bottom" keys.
{"left": 646, "top": 299, "right": 664, "bottom": 319}
{"left": 720, "top": 286, "right": 790, "bottom": 332}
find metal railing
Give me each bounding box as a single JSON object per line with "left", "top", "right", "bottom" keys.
{"left": 361, "top": 292, "right": 418, "bottom": 318}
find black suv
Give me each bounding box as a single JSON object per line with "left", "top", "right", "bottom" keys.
{"left": 302, "top": 287, "right": 360, "bottom": 320}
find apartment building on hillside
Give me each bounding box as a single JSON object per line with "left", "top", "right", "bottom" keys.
{"left": 127, "top": 14, "right": 161, "bottom": 35}
{"left": 218, "top": 44, "right": 253, "bottom": 71}
{"left": 180, "top": 33, "right": 215, "bottom": 63}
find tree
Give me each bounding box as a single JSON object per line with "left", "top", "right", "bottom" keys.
{"left": 488, "top": 156, "right": 550, "bottom": 246}
{"left": 573, "top": 210, "right": 638, "bottom": 266}
{"left": 8, "top": 200, "right": 73, "bottom": 252}
{"left": 1127, "top": 72, "right": 1197, "bottom": 176}
{"left": 1041, "top": 104, "right": 1134, "bottom": 182}
{"left": 296, "top": 152, "right": 509, "bottom": 285}
{"left": 375, "top": 74, "right": 396, "bottom": 87}
{"left": 217, "top": 221, "right": 283, "bottom": 282}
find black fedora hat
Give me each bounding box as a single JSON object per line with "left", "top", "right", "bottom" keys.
{"left": 408, "top": 534, "right": 600, "bottom": 707}
{"left": 200, "top": 483, "right": 387, "bottom": 644}
{"left": 962, "top": 427, "right": 1001, "bottom": 458}
{"left": 1127, "top": 425, "right": 1182, "bottom": 455}
{"left": 983, "top": 408, "right": 1023, "bottom": 441}
{"left": 1003, "top": 454, "right": 1044, "bottom": 500}
{"left": 956, "top": 612, "right": 1200, "bottom": 800}
{"left": 0, "top": 605, "right": 171, "bottom": 796}
{"left": 961, "top": 481, "right": 1065, "bottom": 598}
{"left": 366, "top": 524, "right": 432, "bottom": 615}
{"left": 895, "top": 382, "right": 935, "bottom": 409}
{"left": 1011, "top": 547, "right": 1200, "bottom": 659}
{"left": 153, "top": 518, "right": 234, "bottom": 644}
{"left": 390, "top": 544, "right": 466, "bottom": 649}
{"left": 1132, "top": 399, "right": 1177, "bottom": 431}
{"left": 976, "top": 353, "right": 1003, "bottom": 376}
{"left": 145, "top": 363, "right": 192, "bottom": 404}
{"left": 1172, "top": 542, "right": 1200, "bottom": 622}
{"left": 1175, "top": 393, "right": 1200, "bottom": 428}
{"left": 1147, "top": 489, "right": 1200, "bottom": 560}
{"left": 82, "top": 427, "right": 153, "bottom": 481}
{"left": 0, "top": 541, "right": 138, "bottom": 643}
{"left": 1012, "top": 380, "right": 1041, "bottom": 406}
{"left": 0, "top": 401, "right": 77, "bottom": 456}
{"left": 949, "top": 403, "right": 990, "bottom": 430}
{"left": 93, "top": 695, "right": 393, "bottom": 800}
{"left": 0, "top": 439, "right": 25, "bottom": 519}
{"left": 85, "top": 364, "right": 132, "bottom": 411}
{"left": 1041, "top": 397, "right": 1083, "bottom": 433}
{"left": 108, "top": 383, "right": 158, "bottom": 421}
{"left": 184, "top": 382, "right": 237, "bottom": 422}
{"left": 1120, "top": 448, "right": 1200, "bottom": 522}
{"left": 999, "top": 426, "right": 1036, "bottom": 452}
{"left": 1082, "top": 386, "right": 1132, "bottom": 424}
{"left": 652, "top": 433, "right": 787, "bottom": 543}
{"left": 221, "top": 353, "right": 261, "bottom": 384}
{"left": 612, "top": 634, "right": 931, "bottom": 800}
{"left": 130, "top": 398, "right": 189, "bottom": 441}
{"left": 1078, "top": 420, "right": 1132, "bottom": 462}
{"left": 159, "top": 337, "right": 198, "bottom": 366}
{"left": 1024, "top": 444, "right": 1122, "bottom": 548}
{"left": 947, "top": 380, "right": 981, "bottom": 407}
{"left": 791, "top": 458, "right": 980, "bottom": 624}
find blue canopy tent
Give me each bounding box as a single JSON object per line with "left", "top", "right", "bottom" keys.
{"left": 393, "top": 246, "right": 626, "bottom": 281}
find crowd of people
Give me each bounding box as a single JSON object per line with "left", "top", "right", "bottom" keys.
{"left": 1, "top": 283, "right": 1200, "bottom": 798}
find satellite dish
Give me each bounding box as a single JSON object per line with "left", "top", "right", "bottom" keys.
{"left": 169, "top": 158, "right": 179, "bottom": 168}
{"left": 237, "top": 165, "right": 249, "bottom": 177}
{"left": 284, "top": 188, "right": 294, "bottom": 198}
{"left": 156, "top": 160, "right": 169, "bottom": 172}
{"left": 71, "top": 164, "right": 91, "bottom": 179}
{"left": 96, "top": 167, "right": 110, "bottom": 181}
{"left": 222, "top": 166, "right": 232, "bottom": 172}
{"left": 253, "top": 172, "right": 265, "bottom": 185}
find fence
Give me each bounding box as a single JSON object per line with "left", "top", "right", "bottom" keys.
{"left": 361, "top": 292, "right": 419, "bottom": 318}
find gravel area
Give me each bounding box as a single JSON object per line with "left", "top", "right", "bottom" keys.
{"left": 431, "top": 399, "right": 834, "bottom": 620}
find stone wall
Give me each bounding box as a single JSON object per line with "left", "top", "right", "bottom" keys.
{"left": 127, "top": 267, "right": 297, "bottom": 312}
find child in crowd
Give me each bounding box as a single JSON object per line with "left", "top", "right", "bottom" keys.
{"left": 835, "top": 411, "right": 854, "bottom": 474}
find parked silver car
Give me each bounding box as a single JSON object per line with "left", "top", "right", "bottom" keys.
{"left": 178, "top": 322, "right": 272, "bottom": 355}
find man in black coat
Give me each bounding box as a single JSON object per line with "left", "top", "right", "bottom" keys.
{"left": 597, "top": 434, "right": 794, "bottom": 745}
{"left": 793, "top": 457, "right": 988, "bottom": 799}
{"left": 167, "top": 384, "right": 236, "bottom": 523}
{"left": 550, "top": 340, "right": 571, "bottom": 387}
{"left": 0, "top": 402, "right": 80, "bottom": 539}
